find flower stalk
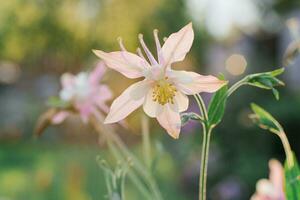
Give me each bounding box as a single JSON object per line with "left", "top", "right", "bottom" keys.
{"left": 142, "top": 114, "right": 152, "bottom": 170}
{"left": 90, "top": 112, "right": 163, "bottom": 200}
{"left": 194, "top": 94, "right": 212, "bottom": 200}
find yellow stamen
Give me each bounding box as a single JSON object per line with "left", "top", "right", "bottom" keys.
{"left": 152, "top": 77, "right": 177, "bottom": 105}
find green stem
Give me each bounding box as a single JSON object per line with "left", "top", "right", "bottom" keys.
{"left": 142, "top": 114, "right": 151, "bottom": 169}
{"left": 199, "top": 125, "right": 212, "bottom": 200}
{"left": 276, "top": 130, "right": 294, "bottom": 169}
{"left": 107, "top": 127, "right": 163, "bottom": 200}
{"left": 270, "top": 120, "right": 294, "bottom": 169}
{"left": 92, "top": 116, "right": 152, "bottom": 199}
{"left": 194, "top": 94, "right": 208, "bottom": 120}
{"left": 91, "top": 113, "right": 163, "bottom": 200}
{"left": 227, "top": 78, "right": 247, "bottom": 97}
{"left": 194, "top": 94, "right": 212, "bottom": 200}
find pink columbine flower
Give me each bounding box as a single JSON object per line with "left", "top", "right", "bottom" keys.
{"left": 93, "top": 23, "right": 226, "bottom": 138}
{"left": 251, "top": 159, "right": 286, "bottom": 200}
{"left": 51, "top": 62, "right": 112, "bottom": 124}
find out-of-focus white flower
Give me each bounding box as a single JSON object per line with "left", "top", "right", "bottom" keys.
{"left": 52, "top": 62, "right": 112, "bottom": 124}
{"left": 251, "top": 159, "right": 285, "bottom": 200}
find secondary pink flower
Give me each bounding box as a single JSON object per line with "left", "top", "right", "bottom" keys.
{"left": 93, "top": 23, "right": 226, "bottom": 138}
{"left": 251, "top": 159, "right": 285, "bottom": 200}
{"left": 51, "top": 62, "right": 112, "bottom": 124}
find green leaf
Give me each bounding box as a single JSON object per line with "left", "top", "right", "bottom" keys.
{"left": 285, "top": 153, "right": 300, "bottom": 200}
{"left": 207, "top": 84, "right": 228, "bottom": 127}
{"left": 245, "top": 68, "right": 285, "bottom": 100}
{"left": 249, "top": 103, "right": 281, "bottom": 133}
{"left": 47, "top": 96, "right": 70, "bottom": 108}
{"left": 180, "top": 112, "right": 202, "bottom": 126}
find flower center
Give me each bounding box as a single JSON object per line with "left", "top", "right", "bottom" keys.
{"left": 152, "top": 77, "right": 177, "bottom": 105}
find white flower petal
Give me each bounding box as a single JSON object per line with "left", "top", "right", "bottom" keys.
{"left": 51, "top": 111, "right": 70, "bottom": 124}
{"left": 143, "top": 88, "right": 164, "bottom": 118}
{"left": 61, "top": 73, "right": 75, "bottom": 88}
{"left": 169, "top": 70, "right": 227, "bottom": 95}
{"left": 174, "top": 91, "right": 189, "bottom": 112}
{"left": 104, "top": 81, "right": 149, "bottom": 123}
{"left": 93, "top": 50, "right": 149, "bottom": 79}
{"left": 156, "top": 105, "right": 181, "bottom": 139}
{"left": 161, "top": 23, "right": 194, "bottom": 68}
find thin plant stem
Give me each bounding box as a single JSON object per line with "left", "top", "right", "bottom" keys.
{"left": 91, "top": 116, "right": 153, "bottom": 199}
{"left": 268, "top": 119, "right": 294, "bottom": 169}
{"left": 279, "top": 133, "right": 294, "bottom": 168}
{"left": 104, "top": 125, "right": 163, "bottom": 200}
{"left": 141, "top": 114, "right": 151, "bottom": 169}
{"left": 91, "top": 112, "right": 163, "bottom": 200}
{"left": 194, "top": 94, "right": 212, "bottom": 200}
{"left": 200, "top": 127, "right": 212, "bottom": 200}
{"left": 227, "top": 78, "right": 247, "bottom": 97}
{"left": 194, "top": 94, "right": 208, "bottom": 120}
{"left": 273, "top": 129, "right": 294, "bottom": 169}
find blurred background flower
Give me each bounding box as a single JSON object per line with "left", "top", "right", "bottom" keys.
{"left": 0, "top": 0, "right": 300, "bottom": 199}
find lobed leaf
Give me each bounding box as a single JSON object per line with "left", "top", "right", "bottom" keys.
{"left": 245, "top": 68, "right": 285, "bottom": 100}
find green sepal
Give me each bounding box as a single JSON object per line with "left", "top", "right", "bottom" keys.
{"left": 245, "top": 68, "right": 285, "bottom": 100}
{"left": 249, "top": 103, "right": 281, "bottom": 133}
{"left": 180, "top": 112, "right": 202, "bottom": 126}
{"left": 47, "top": 96, "right": 71, "bottom": 109}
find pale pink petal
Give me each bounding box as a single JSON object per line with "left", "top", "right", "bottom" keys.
{"left": 96, "top": 85, "right": 113, "bottom": 102}
{"left": 51, "top": 111, "right": 70, "bottom": 124}
{"left": 143, "top": 88, "right": 164, "bottom": 118}
{"left": 104, "top": 81, "right": 150, "bottom": 123}
{"left": 173, "top": 91, "right": 189, "bottom": 112}
{"left": 169, "top": 70, "right": 227, "bottom": 95}
{"left": 250, "top": 193, "right": 268, "bottom": 200}
{"left": 75, "top": 102, "right": 94, "bottom": 123}
{"left": 97, "top": 102, "right": 110, "bottom": 114}
{"left": 93, "top": 50, "right": 149, "bottom": 79}
{"left": 269, "top": 159, "right": 285, "bottom": 198}
{"left": 161, "top": 23, "right": 194, "bottom": 68}
{"left": 61, "top": 73, "right": 75, "bottom": 88}
{"left": 156, "top": 105, "right": 181, "bottom": 139}
{"left": 89, "top": 62, "right": 106, "bottom": 85}
{"left": 256, "top": 179, "right": 277, "bottom": 198}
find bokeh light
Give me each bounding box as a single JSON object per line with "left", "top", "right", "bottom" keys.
{"left": 225, "top": 54, "right": 247, "bottom": 76}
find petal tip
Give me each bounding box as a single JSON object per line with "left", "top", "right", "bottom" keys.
{"left": 221, "top": 80, "right": 229, "bottom": 87}
{"left": 104, "top": 116, "right": 114, "bottom": 124}
{"left": 138, "top": 33, "right": 143, "bottom": 39}
{"left": 169, "top": 132, "right": 180, "bottom": 139}
{"left": 92, "top": 49, "right": 101, "bottom": 56}
{"left": 93, "top": 49, "right": 107, "bottom": 58}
